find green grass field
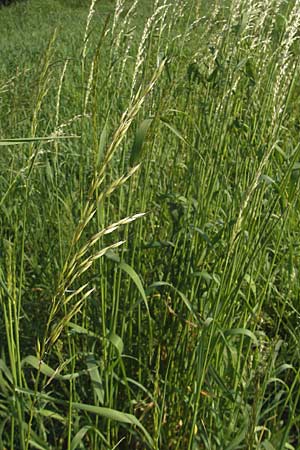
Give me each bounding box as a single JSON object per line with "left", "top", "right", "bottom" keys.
{"left": 0, "top": 0, "right": 299, "bottom": 448}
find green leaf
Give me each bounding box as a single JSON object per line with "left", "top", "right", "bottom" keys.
{"left": 284, "top": 444, "right": 296, "bottom": 450}
{"left": 0, "top": 359, "right": 13, "bottom": 385}
{"left": 275, "top": 363, "right": 295, "bottom": 376}
{"left": 225, "top": 419, "right": 248, "bottom": 450}
{"left": 107, "top": 332, "right": 124, "bottom": 355}
{"left": 259, "top": 174, "right": 276, "bottom": 186}
{"left": 73, "top": 402, "right": 130, "bottom": 422}
{"left": 274, "top": 143, "right": 287, "bottom": 159}
{"left": 0, "top": 136, "right": 76, "bottom": 146}
{"left": 35, "top": 408, "right": 66, "bottom": 424}
{"left": 148, "top": 281, "right": 198, "bottom": 322}
{"left": 224, "top": 328, "right": 259, "bottom": 347}
{"left": 70, "top": 425, "right": 109, "bottom": 450}
{"left": 22, "top": 355, "right": 59, "bottom": 378}
{"left": 160, "top": 117, "right": 188, "bottom": 146}
{"left": 262, "top": 441, "right": 276, "bottom": 450}
{"left": 28, "top": 440, "right": 49, "bottom": 450}
{"left": 67, "top": 321, "right": 100, "bottom": 338}
{"left": 97, "top": 120, "right": 108, "bottom": 167}
{"left": 119, "top": 261, "right": 150, "bottom": 316}
{"left": 24, "top": 424, "right": 50, "bottom": 450}
{"left": 244, "top": 273, "right": 256, "bottom": 296}
{"left": 208, "top": 366, "right": 234, "bottom": 401}
{"left": 130, "top": 118, "right": 153, "bottom": 166}
{"left": 71, "top": 426, "right": 92, "bottom": 450}
{"left": 71, "top": 402, "right": 153, "bottom": 448}
{"left": 86, "top": 353, "right": 104, "bottom": 404}
{"left": 21, "top": 355, "right": 80, "bottom": 381}
{"left": 16, "top": 387, "right": 154, "bottom": 448}
{"left": 195, "top": 271, "right": 213, "bottom": 283}
{"left": 105, "top": 248, "right": 121, "bottom": 263}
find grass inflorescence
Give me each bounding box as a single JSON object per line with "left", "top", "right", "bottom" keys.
{"left": 0, "top": 0, "right": 299, "bottom": 449}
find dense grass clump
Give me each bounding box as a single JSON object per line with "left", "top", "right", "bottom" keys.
{"left": 0, "top": 0, "right": 299, "bottom": 448}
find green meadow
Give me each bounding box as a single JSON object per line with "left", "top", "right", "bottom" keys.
{"left": 0, "top": 0, "right": 299, "bottom": 448}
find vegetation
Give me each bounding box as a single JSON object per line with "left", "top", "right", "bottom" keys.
{"left": 0, "top": 0, "right": 299, "bottom": 448}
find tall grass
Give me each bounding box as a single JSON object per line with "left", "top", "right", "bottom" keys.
{"left": 0, "top": 0, "right": 299, "bottom": 448}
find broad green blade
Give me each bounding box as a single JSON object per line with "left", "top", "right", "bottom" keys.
{"left": 119, "top": 261, "right": 150, "bottom": 316}
{"left": 130, "top": 118, "right": 153, "bottom": 166}
{"left": 0, "top": 136, "right": 77, "bottom": 146}
{"left": 16, "top": 387, "right": 154, "bottom": 448}
{"left": 86, "top": 353, "right": 105, "bottom": 405}
{"left": 224, "top": 328, "right": 259, "bottom": 347}
{"left": 21, "top": 355, "right": 80, "bottom": 381}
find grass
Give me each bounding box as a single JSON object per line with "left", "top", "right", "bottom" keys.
{"left": 0, "top": 0, "right": 300, "bottom": 449}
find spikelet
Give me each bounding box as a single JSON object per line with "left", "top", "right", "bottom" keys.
{"left": 271, "top": 0, "right": 300, "bottom": 128}
{"left": 131, "top": 4, "right": 169, "bottom": 98}
{"left": 82, "top": 0, "right": 97, "bottom": 63}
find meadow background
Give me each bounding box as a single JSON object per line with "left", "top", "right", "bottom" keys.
{"left": 0, "top": 0, "right": 299, "bottom": 449}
